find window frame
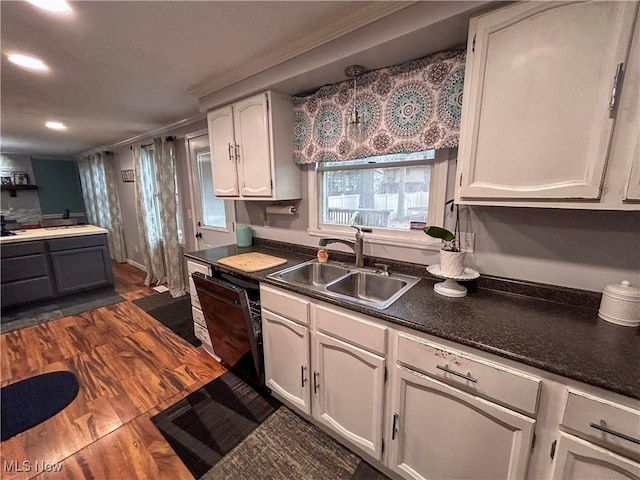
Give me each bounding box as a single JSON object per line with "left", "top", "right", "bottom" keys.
{"left": 307, "top": 148, "right": 449, "bottom": 250}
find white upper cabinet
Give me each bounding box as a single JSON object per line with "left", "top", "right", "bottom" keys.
{"left": 456, "top": 1, "right": 639, "bottom": 209}
{"left": 208, "top": 105, "right": 238, "bottom": 196}
{"left": 207, "top": 91, "right": 301, "bottom": 200}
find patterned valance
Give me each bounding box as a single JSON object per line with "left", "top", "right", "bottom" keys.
{"left": 293, "top": 49, "right": 466, "bottom": 164}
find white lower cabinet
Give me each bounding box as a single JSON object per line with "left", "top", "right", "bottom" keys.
{"left": 312, "top": 331, "right": 386, "bottom": 459}
{"left": 552, "top": 433, "right": 640, "bottom": 480}
{"left": 262, "top": 310, "right": 311, "bottom": 414}
{"left": 260, "top": 285, "right": 639, "bottom": 480}
{"left": 550, "top": 388, "right": 640, "bottom": 480}
{"left": 388, "top": 364, "right": 536, "bottom": 480}
{"left": 261, "top": 285, "right": 387, "bottom": 461}
{"left": 186, "top": 258, "right": 219, "bottom": 360}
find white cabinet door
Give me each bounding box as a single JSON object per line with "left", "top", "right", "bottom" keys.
{"left": 233, "top": 93, "right": 273, "bottom": 197}
{"left": 624, "top": 133, "right": 640, "bottom": 201}
{"left": 207, "top": 106, "right": 238, "bottom": 196}
{"left": 457, "top": 1, "right": 638, "bottom": 202}
{"left": 262, "top": 310, "right": 310, "bottom": 414}
{"left": 388, "top": 365, "right": 535, "bottom": 480}
{"left": 552, "top": 433, "right": 640, "bottom": 480}
{"left": 312, "top": 331, "right": 386, "bottom": 460}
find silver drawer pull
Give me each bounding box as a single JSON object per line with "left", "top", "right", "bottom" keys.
{"left": 436, "top": 364, "right": 477, "bottom": 383}
{"left": 609, "top": 63, "right": 623, "bottom": 112}
{"left": 590, "top": 422, "right": 640, "bottom": 445}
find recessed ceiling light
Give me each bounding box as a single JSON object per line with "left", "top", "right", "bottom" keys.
{"left": 46, "top": 121, "right": 67, "bottom": 130}
{"left": 26, "top": 0, "right": 71, "bottom": 13}
{"left": 8, "top": 53, "right": 49, "bottom": 71}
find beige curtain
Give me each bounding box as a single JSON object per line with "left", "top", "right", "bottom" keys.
{"left": 154, "top": 137, "right": 185, "bottom": 298}
{"left": 131, "top": 140, "right": 185, "bottom": 297}
{"left": 132, "top": 144, "right": 165, "bottom": 287}
{"left": 77, "top": 152, "right": 126, "bottom": 262}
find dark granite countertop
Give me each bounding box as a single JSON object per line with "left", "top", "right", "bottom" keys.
{"left": 185, "top": 241, "right": 640, "bottom": 400}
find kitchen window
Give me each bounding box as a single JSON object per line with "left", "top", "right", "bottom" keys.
{"left": 308, "top": 148, "right": 449, "bottom": 249}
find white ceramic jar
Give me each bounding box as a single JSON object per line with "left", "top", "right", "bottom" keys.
{"left": 598, "top": 280, "right": 640, "bottom": 327}
{"left": 440, "top": 249, "right": 466, "bottom": 276}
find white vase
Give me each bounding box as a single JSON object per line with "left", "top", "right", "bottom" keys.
{"left": 440, "top": 249, "right": 466, "bottom": 276}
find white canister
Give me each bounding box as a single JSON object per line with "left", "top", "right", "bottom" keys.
{"left": 598, "top": 280, "right": 640, "bottom": 327}
{"left": 440, "top": 249, "right": 466, "bottom": 276}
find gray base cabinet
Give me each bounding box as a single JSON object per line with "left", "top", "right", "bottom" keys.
{"left": 1, "top": 241, "right": 54, "bottom": 307}
{"left": 1, "top": 234, "right": 113, "bottom": 307}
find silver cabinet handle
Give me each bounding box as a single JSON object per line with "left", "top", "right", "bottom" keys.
{"left": 234, "top": 143, "right": 240, "bottom": 161}
{"left": 436, "top": 364, "right": 477, "bottom": 383}
{"left": 391, "top": 413, "right": 399, "bottom": 440}
{"left": 300, "top": 365, "right": 307, "bottom": 387}
{"left": 228, "top": 143, "right": 234, "bottom": 162}
{"left": 609, "top": 63, "right": 623, "bottom": 112}
{"left": 590, "top": 422, "right": 640, "bottom": 445}
{"left": 313, "top": 371, "right": 319, "bottom": 394}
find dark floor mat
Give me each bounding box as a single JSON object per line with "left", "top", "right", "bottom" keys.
{"left": 133, "top": 292, "right": 200, "bottom": 347}
{"left": 1, "top": 371, "right": 79, "bottom": 441}
{"left": 1, "top": 287, "right": 124, "bottom": 333}
{"left": 151, "top": 371, "right": 280, "bottom": 478}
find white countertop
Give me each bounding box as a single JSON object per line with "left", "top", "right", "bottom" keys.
{"left": 0, "top": 225, "right": 108, "bottom": 244}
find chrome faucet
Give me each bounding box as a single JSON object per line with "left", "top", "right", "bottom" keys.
{"left": 319, "top": 225, "right": 371, "bottom": 268}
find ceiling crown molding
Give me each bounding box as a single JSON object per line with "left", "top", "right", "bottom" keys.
{"left": 188, "top": 1, "right": 416, "bottom": 100}
{"left": 77, "top": 112, "right": 206, "bottom": 158}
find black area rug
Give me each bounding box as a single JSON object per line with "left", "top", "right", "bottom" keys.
{"left": 152, "top": 371, "right": 280, "bottom": 478}
{"left": 133, "top": 292, "right": 200, "bottom": 347}
{"left": 1, "top": 371, "right": 80, "bottom": 441}
{"left": 152, "top": 371, "right": 390, "bottom": 480}
{"left": 1, "top": 287, "right": 124, "bottom": 334}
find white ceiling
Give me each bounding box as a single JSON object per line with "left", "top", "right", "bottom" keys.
{"left": 0, "top": 1, "right": 487, "bottom": 158}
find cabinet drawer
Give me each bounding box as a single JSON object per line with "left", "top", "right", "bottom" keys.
{"left": 192, "top": 306, "right": 205, "bottom": 328}
{"left": 562, "top": 389, "right": 640, "bottom": 460}
{"left": 396, "top": 333, "right": 541, "bottom": 416}
{"left": 1, "top": 241, "right": 44, "bottom": 258}
{"left": 187, "top": 260, "right": 210, "bottom": 275}
{"left": 194, "top": 322, "right": 212, "bottom": 346}
{"left": 191, "top": 293, "right": 201, "bottom": 310}
{"left": 260, "top": 285, "right": 309, "bottom": 325}
{"left": 315, "top": 304, "right": 387, "bottom": 355}
{"left": 187, "top": 261, "right": 210, "bottom": 297}
{"left": 1, "top": 277, "right": 53, "bottom": 306}
{"left": 48, "top": 234, "right": 106, "bottom": 251}
{"left": 1, "top": 254, "right": 48, "bottom": 282}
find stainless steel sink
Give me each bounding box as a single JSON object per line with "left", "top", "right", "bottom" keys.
{"left": 277, "top": 261, "right": 349, "bottom": 286}
{"left": 327, "top": 272, "right": 407, "bottom": 302}
{"left": 267, "top": 260, "right": 421, "bottom": 309}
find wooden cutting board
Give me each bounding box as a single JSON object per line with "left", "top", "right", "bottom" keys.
{"left": 217, "top": 252, "right": 288, "bottom": 273}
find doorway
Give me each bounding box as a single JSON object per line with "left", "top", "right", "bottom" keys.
{"left": 186, "top": 129, "right": 236, "bottom": 250}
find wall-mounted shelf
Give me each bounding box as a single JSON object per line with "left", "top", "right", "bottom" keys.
{"left": 1, "top": 184, "right": 38, "bottom": 197}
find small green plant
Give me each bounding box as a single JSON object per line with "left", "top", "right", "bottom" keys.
{"left": 423, "top": 226, "right": 459, "bottom": 251}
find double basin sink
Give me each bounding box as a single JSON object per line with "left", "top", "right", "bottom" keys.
{"left": 267, "top": 259, "right": 421, "bottom": 310}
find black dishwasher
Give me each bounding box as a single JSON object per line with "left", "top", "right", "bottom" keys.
{"left": 191, "top": 270, "right": 265, "bottom": 390}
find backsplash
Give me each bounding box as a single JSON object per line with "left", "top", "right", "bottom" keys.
{"left": 253, "top": 237, "right": 602, "bottom": 309}
{"left": 0, "top": 154, "right": 42, "bottom": 224}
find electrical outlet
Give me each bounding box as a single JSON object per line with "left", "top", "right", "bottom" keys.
{"left": 459, "top": 232, "right": 475, "bottom": 253}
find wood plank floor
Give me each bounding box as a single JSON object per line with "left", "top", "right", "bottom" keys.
{"left": 1, "top": 262, "right": 226, "bottom": 480}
